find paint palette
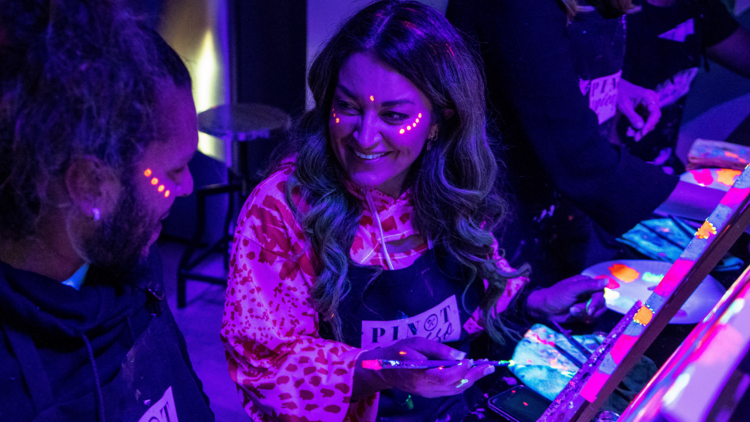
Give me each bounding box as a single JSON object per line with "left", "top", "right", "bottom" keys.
{"left": 679, "top": 168, "right": 742, "bottom": 191}
{"left": 581, "top": 260, "right": 726, "bottom": 324}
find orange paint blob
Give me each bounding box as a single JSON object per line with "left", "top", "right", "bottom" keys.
{"left": 609, "top": 264, "right": 640, "bottom": 283}
{"left": 696, "top": 220, "right": 717, "bottom": 239}
{"left": 151, "top": 178, "right": 158, "bottom": 185}
{"left": 158, "top": 185, "right": 165, "bottom": 192}
{"left": 164, "top": 190, "right": 170, "bottom": 198}
{"left": 716, "top": 169, "right": 741, "bottom": 186}
{"left": 144, "top": 169, "right": 152, "bottom": 177}
{"left": 634, "top": 305, "right": 653, "bottom": 326}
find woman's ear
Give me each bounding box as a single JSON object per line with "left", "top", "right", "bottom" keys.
{"left": 64, "top": 157, "right": 119, "bottom": 220}
{"left": 443, "top": 108, "right": 455, "bottom": 120}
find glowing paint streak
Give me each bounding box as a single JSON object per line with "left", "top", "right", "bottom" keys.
{"left": 158, "top": 185, "right": 165, "bottom": 193}
{"left": 151, "top": 178, "right": 159, "bottom": 185}
{"left": 609, "top": 264, "right": 640, "bottom": 282}
{"left": 418, "top": 113, "right": 422, "bottom": 118}
{"left": 144, "top": 169, "right": 152, "bottom": 177}
{"left": 634, "top": 305, "right": 654, "bottom": 326}
{"left": 696, "top": 220, "right": 717, "bottom": 239}
{"left": 164, "top": 190, "right": 170, "bottom": 198}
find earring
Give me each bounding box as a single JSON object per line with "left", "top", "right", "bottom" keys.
{"left": 92, "top": 208, "right": 100, "bottom": 222}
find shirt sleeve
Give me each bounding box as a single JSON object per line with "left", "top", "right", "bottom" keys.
{"left": 221, "top": 172, "right": 378, "bottom": 422}
{"left": 446, "top": 0, "right": 679, "bottom": 236}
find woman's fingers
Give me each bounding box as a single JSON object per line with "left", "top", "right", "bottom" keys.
{"left": 420, "top": 363, "right": 496, "bottom": 398}
{"left": 399, "top": 336, "right": 466, "bottom": 360}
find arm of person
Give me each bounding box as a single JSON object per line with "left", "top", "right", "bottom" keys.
{"left": 221, "top": 175, "right": 374, "bottom": 422}
{"left": 617, "top": 78, "right": 661, "bottom": 141}
{"left": 654, "top": 180, "right": 727, "bottom": 220}
{"left": 706, "top": 26, "right": 750, "bottom": 78}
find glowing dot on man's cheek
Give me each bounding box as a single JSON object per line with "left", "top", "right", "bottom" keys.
{"left": 165, "top": 190, "right": 170, "bottom": 198}
{"left": 158, "top": 185, "right": 165, "bottom": 192}
{"left": 399, "top": 129, "right": 405, "bottom": 134}
{"left": 370, "top": 95, "right": 374, "bottom": 102}
{"left": 151, "top": 178, "right": 158, "bottom": 185}
{"left": 144, "top": 169, "right": 152, "bottom": 177}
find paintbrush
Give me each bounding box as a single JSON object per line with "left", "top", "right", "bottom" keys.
{"left": 361, "top": 359, "right": 514, "bottom": 370}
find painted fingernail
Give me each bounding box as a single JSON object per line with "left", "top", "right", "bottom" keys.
{"left": 484, "top": 365, "right": 495, "bottom": 376}
{"left": 451, "top": 350, "right": 467, "bottom": 360}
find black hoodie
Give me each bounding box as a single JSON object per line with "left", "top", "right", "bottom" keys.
{"left": 0, "top": 246, "right": 214, "bottom": 422}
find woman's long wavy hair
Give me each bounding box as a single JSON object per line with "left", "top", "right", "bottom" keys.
{"left": 0, "top": 0, "right": 190, "bottom": 240}
{"left": 281, "top": 0, "right": 528, "bottom": 344}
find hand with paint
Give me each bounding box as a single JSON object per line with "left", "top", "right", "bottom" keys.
{"left": 525, "top": 275, "right": 608, "bottom": 324}
{"left": 352, "top": 337, "right": 495, "bottom": 401}
{"left": 617, "top": 78, "right": 661, "bottom": 142}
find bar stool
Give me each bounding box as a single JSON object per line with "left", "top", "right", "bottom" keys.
{"left": 177, "top": 103, "right": 290, "bottom": 308}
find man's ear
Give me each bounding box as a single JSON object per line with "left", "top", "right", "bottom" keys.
{"left": 64, "top": 157, "right": 119, "bottom": 219}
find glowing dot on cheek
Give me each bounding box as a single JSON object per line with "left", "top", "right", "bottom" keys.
{"left": 151, "top": 178, "right": 158, "bottom": 185}
{"left": 418, "top": 113, "right": 422, "bottom": 118}
{"left": 144, "top": 169, "right": 152, "bottom": 177}
{"left": 158, "top": 185, "right": 165, "bottom": 192}
{"left": 164, "top": 190, "right": 170, "bottom": 198}
{"left": 407, "top": 126, "right": 412, "bottom": 130}
{"left": 370, "top": 95, "right": 374, "bottom": 102}
{"left": 416, "top": 118, "right": 420, "bottom": 123}
{"left": 399, "top": 129, "right": 405, "bottom": 134}
{"left": 335, "top": 118, "right": 340, "bottom": 123}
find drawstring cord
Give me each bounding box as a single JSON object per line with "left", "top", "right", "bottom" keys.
{"left": 364, "top": 190, "right": 395, "bottom": 270}
{"left": 82, "top": 334, "right": 106, "bottom": 422}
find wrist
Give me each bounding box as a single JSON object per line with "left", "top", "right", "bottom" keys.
{"left": 524, "top": 288, "right": 548, "bottom": 322}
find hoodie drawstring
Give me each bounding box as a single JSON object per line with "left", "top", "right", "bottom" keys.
{"left": 82, "top": 333, "right": 106, "bottom": 422}
{"left": 365, "top": 190, "right": 395, "bottom": 270}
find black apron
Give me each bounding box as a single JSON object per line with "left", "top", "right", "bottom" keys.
{"left": 29, "top": 302, "right": 214, "bottom": 422}
{"left": 321, "top": 247, "right": 485, "bottom": 422}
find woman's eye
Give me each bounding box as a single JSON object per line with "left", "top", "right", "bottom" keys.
{"left": 335, "top": 100, "right": 357, "bottom": 112}
{"left": 383, "top": 112, "right": 408, "bottom": 122}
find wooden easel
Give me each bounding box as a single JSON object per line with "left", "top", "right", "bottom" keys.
{"left": 539, "top": 165, "right": 750, "bottom": 422}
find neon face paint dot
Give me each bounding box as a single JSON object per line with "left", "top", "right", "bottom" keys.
{"left": 335, "top": 118, "right": 340, "bottom": 123}
{"left": 418, "top": 113, "right": 422, "bottom": 118}
{"left": 399, "top": 129, "right": 405, "bottom": 134}
{"left": 151, "top": 178, "right": 158, "bottom": 185}
{"left": 370, "top": 95, "right": 374, "bottom": 101}
{"left": 158, "top": 185, "right": 165, "bottom": 192}
{"left": 407, "top": 126, "right": 411, "bottom": 130}
{"left": 399, "top": 351, "right": 406, "bottom": 355}
{"left": 415, "top": 118, "right": 419, "bottom": 123}
{"left": 144, "top": 169, "right": 152, "bottom": 177}
{"left": 164, "top": 190, "right": 170, "bottom": 198}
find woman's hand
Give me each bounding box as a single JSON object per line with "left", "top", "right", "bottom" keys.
{"left": 526, "top": 275, "right": 608, "bottom": 324}
{"left": 617, "top": 78, "right": 661, "bottom": 142}
{"left": 352, "top": 337, "right": 496, "bottom": 401}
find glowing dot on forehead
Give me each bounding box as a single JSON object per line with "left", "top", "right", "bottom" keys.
{"left": 144, "top": 169, "right": 152, "bottom": 177}
{"left": 399, "top": 129, "right": 405, "bottom": 134}
{"left": 158, "top": 185, "right": 165, "bottom": 192}
{"left": 370, "top": 95, "right": 374, "bottom": 102}
{"left": 151, "top": 178, "right": 158, "bottom": 185}
{"left": 164, "top": 190, "right": 170, "bottom": 198}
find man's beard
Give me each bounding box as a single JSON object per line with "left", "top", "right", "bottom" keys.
{"left": 83, "top": 178, "right": 157, "bottom": 275}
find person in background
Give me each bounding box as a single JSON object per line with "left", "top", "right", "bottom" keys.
{"left": 221, "top": 1, "right": 607, "bottom": 421}
{"left": 0, "top": 1, "right": 213, "bottom": 421}
{"left": 447, "top": 0, "right": 727, "bottom": 286}
{"left": 615, "top": 0, "right": 750, "bottom": 175}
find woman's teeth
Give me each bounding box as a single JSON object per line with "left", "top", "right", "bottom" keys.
{"left": 354, "top": 150, "right": 386, "bottom": 160}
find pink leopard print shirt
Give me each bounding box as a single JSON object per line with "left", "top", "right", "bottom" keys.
{"left": 221, "top": 164, "right": 528, "bottom": 422}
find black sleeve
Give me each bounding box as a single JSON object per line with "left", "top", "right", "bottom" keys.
{"left": 447, "top": 0, "right": 679, "bottom": 236}
{"left": 699, "top": 0, "right": 741, "bottom": 48}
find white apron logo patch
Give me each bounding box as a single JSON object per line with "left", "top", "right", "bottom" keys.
{"left": 138, "top": 386, "right": 179, "bottom": 422}
{"left": 360, "top": 295, "right": 461, "bottom": 350}
{"left": 658, "top": 19, "right": 694, "bottom": 42}
{"left": 580, "top": 70, "right": 621, "bottom": 124}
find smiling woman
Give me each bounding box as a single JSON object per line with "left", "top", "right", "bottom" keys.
{"left": 221, "top": 1, "right": 607, "bottom": 421}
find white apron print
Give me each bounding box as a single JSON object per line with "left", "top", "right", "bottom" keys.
{"left": 138, "top": 386, "right": 179, "bottom": 422}
{"left": 360, "top": 295, "right": 461, "bottom": 350}
{"left": 579, "top": 70, "right": 622, "bottom": 124}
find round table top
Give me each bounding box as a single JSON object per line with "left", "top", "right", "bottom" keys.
{"left": 197, "top": 103, "right": 291, "bottom": 141}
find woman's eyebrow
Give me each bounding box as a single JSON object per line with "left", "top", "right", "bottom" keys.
{"left": 335, "top": 85, "right": 415, "bottom": 107}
